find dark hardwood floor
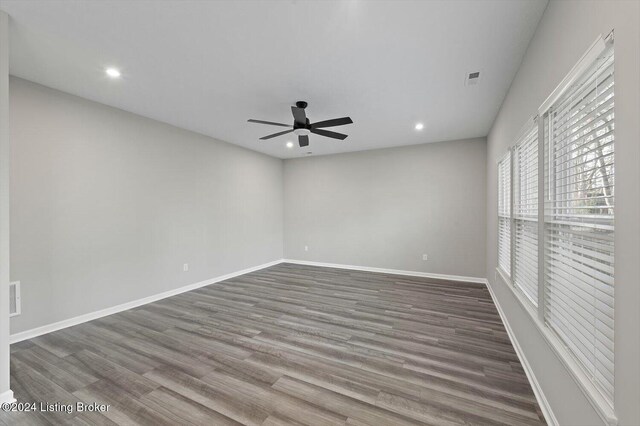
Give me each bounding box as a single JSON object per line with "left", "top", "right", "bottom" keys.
{"left": 1, "top": 263, "right": 546, "bottom": 425}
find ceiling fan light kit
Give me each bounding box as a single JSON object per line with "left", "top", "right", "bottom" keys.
{"left": 248, "top": 101, "right": 353, "bottom": 147}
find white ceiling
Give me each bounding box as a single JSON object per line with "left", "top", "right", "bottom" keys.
{"left": 0, "top": 0, "right": 547, "bottom": 159}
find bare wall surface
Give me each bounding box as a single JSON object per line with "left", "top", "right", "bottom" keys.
{"left": 9, "top": 77, "right": 284, "bottom": 334}
{"left": 284, "top": 138, "right": 487, "bottom": 278}
{"left": 486, "top": 1, "right": 640, "bottom": 424}
{"left": 0, "top": 9, "right": 12, "bottom": 402}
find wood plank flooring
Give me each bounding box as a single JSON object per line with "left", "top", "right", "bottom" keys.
{"left": 1, "top": 263, "right": 546, "bottom": 425}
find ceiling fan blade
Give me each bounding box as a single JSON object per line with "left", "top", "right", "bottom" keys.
{"left": 248, "top": 119, "right": 291, "bottom": 128}
{"left": 298, "top": 135, "right": 309, "bottom": 147}
{"left": 259, "top": 129, "right": 294, "bottom": 140}
{"left": 291, "top": 106, "right": 307, "bottom": 124}
{"left": 310, "top": 117, "right": 353, "bottom": 129}
{"left": 310, "top": 128, "right": 348, "bottom": 140}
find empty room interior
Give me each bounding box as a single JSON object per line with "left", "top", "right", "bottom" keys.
{"left": 0, "top": 0, "right": 638, "bottom": 425}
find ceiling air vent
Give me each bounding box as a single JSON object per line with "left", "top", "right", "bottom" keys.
{"left": 465, "top": 71, "right": 481, "bottom": 86}
{"left": 9, "top": 281, "right": 21, "bottom": 317}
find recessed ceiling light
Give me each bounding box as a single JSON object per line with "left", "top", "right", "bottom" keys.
{"left": 286, "top": 141, "right": 294, "bottom": 148}
{"left": 105, "top": 68, "right": 121, "bottom": 78}
{"left": 414, "top": 123, "right": 424, "bottom": 131}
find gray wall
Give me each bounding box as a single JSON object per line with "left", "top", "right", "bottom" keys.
{"left": 0, "top": 10, "right": 11, "bottom": 402}
{"left": 486, "top": 1, "right": 639, "bottom": 425}
{"left": 9, "top": 77, "right": 284, "bottom": 334}
{"left": 284, "top": 138, "right": 487, "bottom": 278}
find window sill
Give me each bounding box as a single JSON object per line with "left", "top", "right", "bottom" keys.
{"left": 494, "top": 267, "right": 618, "bottom": 426}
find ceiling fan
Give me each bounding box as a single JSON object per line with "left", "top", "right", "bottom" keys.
{"left": 248, "top": 101, "right": 353, "bottom": 147}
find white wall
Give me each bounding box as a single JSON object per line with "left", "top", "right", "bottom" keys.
{"left": 9, "top": 77, "right": 284, "bottom": 334}
{"left": 284, "top": 138, "right": 487, "bottom": 279}
{"left": 486, "top": 1, "right": 640, "bottom": 425}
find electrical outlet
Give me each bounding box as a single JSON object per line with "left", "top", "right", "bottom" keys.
{"left": 9, "top": 281, "right": 20, "bottom": 317}
{"left": 304, "top": 245, "right": 309, "bottom": 252}
{"left": 183, "top": 263, "right": 189, "bottom": 272}
{"left": 422, "top": 254, "right": 428, "bottom": 261}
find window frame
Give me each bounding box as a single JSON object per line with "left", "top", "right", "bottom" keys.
{"left": 495, "top": 33, "right": 617, "bottom": 426}
{"left": 497, "top": 151, "right": 512, "bottom": 278}
{"left": 512, "top": 119, "right": 540, "bottom": 308}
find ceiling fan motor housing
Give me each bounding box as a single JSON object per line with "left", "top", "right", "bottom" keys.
{"left": 293, "top": 101, "right": 310, "bottom": 129}
{"left": 293, "top": 118, "right": 311, "bottom": 130}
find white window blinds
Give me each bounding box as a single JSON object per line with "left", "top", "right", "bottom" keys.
{"left": 544, "top": 46, "right": 615, "bottom": 403}
{"left": 497, "top": 153, "right": 511, "bottom": 276}
{"left": 513, "top": 124, "right": 539, "bottom": 306}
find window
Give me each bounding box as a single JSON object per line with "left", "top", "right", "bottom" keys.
{"left": 497, "top": 152, "right": 511, "bottom": 276}
{"left": 496, "top": 34, "right": 616, "bottom": 418}
{"left": 543, "top": 45, "right": 615, "bottom": 403}
{"left": 513, "top": 123, "right": 539, "bottom": 306}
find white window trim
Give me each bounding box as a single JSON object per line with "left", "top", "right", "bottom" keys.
{"left": 496, "top": 32, "right": 617, "bottom": 426}
{"left": 538, "top": 33, "right": 611, "bottom": 115}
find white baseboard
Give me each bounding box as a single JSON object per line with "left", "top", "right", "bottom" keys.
{"left": 484, "top": 278, "right": 558, "bottom": 426}
{"left": 9, "top": 259, "right": 284, "bottom": 344}
{"left": 282, "top": 259, "right": 487, "bottom": 284}
{"left": 0, "top": 389, "right": 15, "bottom": 404}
